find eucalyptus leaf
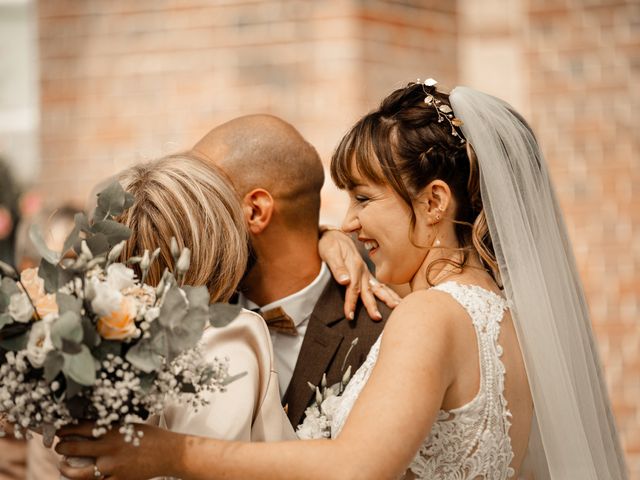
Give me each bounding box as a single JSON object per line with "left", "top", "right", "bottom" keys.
{"left": 183, "top": 286, "right": 210, "bottom": 309}
{"left": 94, "top": 181, "right": 127, "bottom": 221}
{"left": 1, "top": 277, "right": 20, "bottom": 296}
{"left": 166, "top": 323, "right": 202, "bottom": 354}
{"left": 74, "top": 212, "right": 91, "bottom": 233}
{"left": 126, "top": 339, "right": 163, "bottom": 373}
{"left": 0, "top": 332, "right": 28, "bottom": 351}
{"left": 93, "top": 340, "right": 121, "bottom": 361}
{"left": 62, "top": 223, "right": 81, "bottom": 257}
{"left": 209, "top": 303, "right": 242, "bottom": 328}
{"left": 0, "top": 291, "right": 9, "bottom": 313}
{"left": 56, "top": 293, "right": 82, "bottom": 315}
{"left": 150, "top": 330, "right": 169, "bottom": 356}
{"left": 64, "top": 376, "right": 85, "bottom": 399}
{"left": 84, "top": 233, "right": 110, "bottom": 257}
{"left": 44, "top": 350, "right": 64, "bottom": 382}
{"left": 91, "top": 220, "right": 131, "bottom": 246}
{"left": 28, "top": 225, "right": 61, "bottom": 265}
{"left": 0, "top": 261, "right": 18, "bottom": 279}
{"left": 51, "top": 311, "right": 83, "bottom": 349}
{"left": 38, "top": 259, "right": 59, "bottom": 293}
{"left": 63, "top": 345, "right": 96, "bottom": 386}
{"left": 61, "top": 338, "right": 83, "bottom": 354}
{"left": 81, "top": 317, "right": 101, "bottom": 348}
{"left": 159, "top": 285, "right": 188, "bottom": 328}
{"left": 0, "top": 313, "right": 12, "bottom": 329}
{"left": 139, "top": 372, "right": 157, "bottom": 393}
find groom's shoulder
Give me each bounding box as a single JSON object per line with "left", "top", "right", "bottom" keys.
{"left": 311, "top": 278, "right": 389, "bottom": 334}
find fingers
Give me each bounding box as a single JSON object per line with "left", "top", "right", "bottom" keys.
{"left": 360, "top": 273, "right": 382, "bottom": 321}
{"left": 369, "top": 278, "right": 402, "bottom": 308}
{"left": 319, "top": 230, "right": 353, "bottom": 285}
{"left": 58, "top": 423, "right": 94, "bottom": 438}
{"left": 343, "top": 280, "right": 358, "bottom": 320}
{"left": 58, "top": 461, "right": 97, "bottom": 480}
{"left": 327, "top": 263, "right": 351, "bottom": 286}
{"left": 56, "top": 437, "right": 107, "bottom": 458}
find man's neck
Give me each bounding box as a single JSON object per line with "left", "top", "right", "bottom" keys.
{"left": 241, "top": 235, "right": 322, "bottom": 307}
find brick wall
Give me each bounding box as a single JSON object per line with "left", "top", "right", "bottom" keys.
{"left": 37, "top": 0, "right": 457, "bottom": 221}
{"left": 35, "top": 0, "right": 638, "bottom": 475}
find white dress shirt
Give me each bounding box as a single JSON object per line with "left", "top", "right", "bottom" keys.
{"left": 238, "top": 262, "right": 331, "bottom": 399}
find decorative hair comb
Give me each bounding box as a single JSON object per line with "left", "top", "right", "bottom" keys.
{"left": 417, "top": 78, "right": 466, "bottom": 144}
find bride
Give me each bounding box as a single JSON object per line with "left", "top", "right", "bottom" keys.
{"left": 57, "top": 82, "right": 627, "bottom": 479}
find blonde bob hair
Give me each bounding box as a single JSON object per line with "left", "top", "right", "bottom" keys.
{"left": 116, "top": 153, "right": 248, "bottom": 303}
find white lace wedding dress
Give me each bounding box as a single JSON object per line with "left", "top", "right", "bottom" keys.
{"left": 331, "top": 281, "right": 516, "bottom": 479}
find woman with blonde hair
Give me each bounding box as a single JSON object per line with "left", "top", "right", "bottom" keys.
{"left": 115, "top": 153, "right": 296, "bottom": 442}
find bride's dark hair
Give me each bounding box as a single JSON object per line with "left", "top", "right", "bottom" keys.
{"left": 330, "top": 82, "right": 497, "bottom": 284}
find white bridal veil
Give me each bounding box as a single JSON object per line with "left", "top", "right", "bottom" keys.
{"left": 450, "top": 87, "right": 628, "bottom": 479}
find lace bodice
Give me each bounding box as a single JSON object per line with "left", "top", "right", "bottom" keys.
{"left": 331, "top": 281, "right": 515, "bottom": 479}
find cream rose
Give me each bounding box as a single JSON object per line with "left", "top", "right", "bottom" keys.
{"left": 8, "top": 293, "right": 34, "bottom": 323}
{"left": 96, "top": 296, "right": 138, "bottom": 340}
{"left": 106, "top": 264, "right": 136, "bottom": 291}
{"left": 91, "top": 279, "right": 123, "bottom": 318}
{"left": 19, "top": 268, "right": 58, "bottom": 318}
{"left": 26, "top": 314, "right": 55, "bottom": 368}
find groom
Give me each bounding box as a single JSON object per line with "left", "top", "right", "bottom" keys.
{"left": 192, "top": 115, "right": 391, "bottom": 427}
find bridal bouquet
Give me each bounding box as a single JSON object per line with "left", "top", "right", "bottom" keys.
{"left": 296, "top": 338, "right": 358, "bottom": 440}
{"left": 0, "top": 182, "right": 240, "bottom": 445}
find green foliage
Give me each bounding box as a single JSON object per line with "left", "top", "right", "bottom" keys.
{"left": 28, "top": 225, "right": 61, "bottom": 265}
{"left": 125, "top": 338, "right": 163, "bottom": 373}
{"left": 51, "top": 312, "right": 83, "bottom": 351}
{"left": 63, "top": 345, "right": 96, "bottom": 386}
{"left": 0, "top": 313, "right": 12, "bottom": 329}
{"left": 56, "top": 293, "right": 82, "bottom": 315}
{"left": 93, "top": 181, "right": 135, "bottom": 221}
{"left": 0, "top": 332, "right": 28, "bottom": 351}
{"left": 1, "top": 277, "right": 20, "bottom": 296}
{"left": 43, "top": 351, "right": 64, "bottom": 382}
{"left": 209, "top": 303, "right": 243, "bottom": 328}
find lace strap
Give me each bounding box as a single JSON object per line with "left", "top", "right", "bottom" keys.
{"left": 431, "top": 281, "right": 508, "bottom": 330}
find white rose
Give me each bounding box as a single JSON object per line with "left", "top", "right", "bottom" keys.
{"left": 320, "top": 393, "right": 342, "bottom": 420}
{"left": 144, "top": 306, "right": 160, "bottom": 323}
{"left": 91, "top": 280, "right": 123, "bottom": 318}
{"left": 26, "top": 314, "right": 55, "bottom": 368}
{"left": 8, "top": 293, "right": 34, "bottom": 323}
{"left": 106, "top": 263, "right": 136, "bottom": 291}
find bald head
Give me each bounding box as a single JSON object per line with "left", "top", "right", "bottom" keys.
{"left": 193, "top": 114, "right": 325, "bottom": 231}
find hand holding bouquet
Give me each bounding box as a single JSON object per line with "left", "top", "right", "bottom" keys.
{"left": 0, "top": 181, "right": 240, "bottom": 446}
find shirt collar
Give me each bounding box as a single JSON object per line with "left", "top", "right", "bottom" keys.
{"left": 238, "top": 262, "right": 331, "bottom": 328}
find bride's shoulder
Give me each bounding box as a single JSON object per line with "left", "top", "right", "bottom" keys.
{"left": 384, "top": 288, "right": 462, "bottom": 340}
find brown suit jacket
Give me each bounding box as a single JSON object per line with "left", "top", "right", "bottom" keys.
{"left": 282, "top": 279, "right": 389, "bottom": 428}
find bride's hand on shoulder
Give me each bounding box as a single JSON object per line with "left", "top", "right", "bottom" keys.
{"left": 56, "top": 423, "right": 177, "bottom": 480}
{"left": 318, "top": 227, "right": 401, "bottom": 320}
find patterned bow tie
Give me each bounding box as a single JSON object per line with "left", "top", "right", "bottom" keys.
{"left": 260, "top": 306, "right": 298, "bottom": 336}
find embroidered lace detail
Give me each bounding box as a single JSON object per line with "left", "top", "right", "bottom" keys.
{"left": 331, "top": 281, "right": 515, "bottom": 480}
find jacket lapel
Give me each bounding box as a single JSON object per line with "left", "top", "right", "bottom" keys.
{"left": 283, "top": 280, "right": 345, "bottom": 427}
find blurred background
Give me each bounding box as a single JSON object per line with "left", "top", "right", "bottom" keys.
{"left": 0, "top": 0, "right": 638, "bottom": 478}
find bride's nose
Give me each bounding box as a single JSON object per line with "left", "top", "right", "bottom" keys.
{"left": 341, "top": 205, "right": 360, "bottom": 233}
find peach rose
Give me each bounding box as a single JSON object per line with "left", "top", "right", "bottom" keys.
{"left": 19, "top": 268, "right": 58, "bottom": 318}
{"left": 96, "top": 296, "right": 138, "bottom": 340}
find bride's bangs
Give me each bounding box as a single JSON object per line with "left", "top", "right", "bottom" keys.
{"left": 331, "top": 114, "right": 389, "bottom": 190}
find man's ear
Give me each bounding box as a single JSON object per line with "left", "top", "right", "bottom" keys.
{"left": 242, "top": 188, "right": 274, "bottom": 234}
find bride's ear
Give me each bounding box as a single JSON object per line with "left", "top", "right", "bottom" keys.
{"left": 416, "top": 180, "right": 452, "bottom": 225}
{"left": 242, "top": 188, "right": 274, "bottom": 234}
